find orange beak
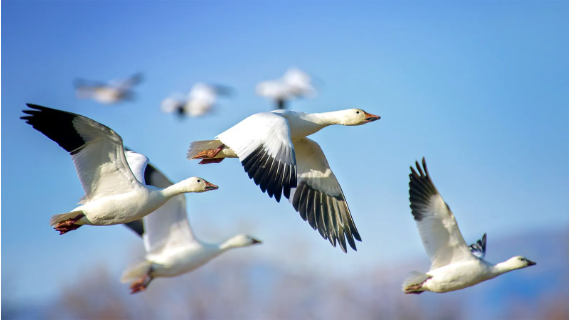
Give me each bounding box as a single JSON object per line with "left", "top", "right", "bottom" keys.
{"left": 364, "top": 112, "right": 381, "bottom": 122}
{"left": 204, "top": 181, "right": 219, "bottom": 191}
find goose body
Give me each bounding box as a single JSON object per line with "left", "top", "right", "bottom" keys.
{"left": 122, "top": 159, "right": 261, "bottom": 294}
{"left": 74, "top": 73, "right": 143, "bottom": 104}
{"left": 21, "top": 104, "right": 218, "bottom": 234}
{"left": 256, "top": 68, "right": 315, "bottom": 109}
{"left": 161, "top": 83, "right": 231, "bottom": 118}
{"left": 188, "top": 108, "right": 380, "bottom": 252}
{"left": 403, "top": 158, "right": 536, "bottom": 294}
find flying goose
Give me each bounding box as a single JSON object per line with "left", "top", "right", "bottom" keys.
{"left": 403, "top": 158, "right": 536, "bottom": 294}
{"left": 161, "top": 82, "right": 232, "bottom": 118}
{"left": 256, "top": 68, "right": 316, "bottom": 110}
{"left": 122, "top": 154, "right": 261, "bottom": 294}
{"left": 74, "top": 73, "right": 143, "bottom": 104}
{"left": 21, "top": 104, "right": 218, "bottom": 234}
{"left": 187, "top": 109, "right": 380, "bottom": 252}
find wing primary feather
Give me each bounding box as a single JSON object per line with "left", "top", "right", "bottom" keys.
{"left": 296, "top": 183, "right": 309, "bottom": 220}
{"left": 21, "top": 104, "right": 89, "bottom": 154}
{"left": 305, "top": 189, "right": 316, "bottom": 229}
{"left": 316, "top": 193, "right": 327, "bottom": 239}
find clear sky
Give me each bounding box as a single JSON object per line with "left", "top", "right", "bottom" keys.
{"left": 2, "top": 1, "right": 568, "bottom": 306}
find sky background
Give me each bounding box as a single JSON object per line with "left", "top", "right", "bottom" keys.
{"left": 2, "top": 0, "right": 568, "bottom": 308}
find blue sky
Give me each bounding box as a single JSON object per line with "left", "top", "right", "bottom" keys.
{"left": 2, "top": 1, "right": 568, "bottom": 305}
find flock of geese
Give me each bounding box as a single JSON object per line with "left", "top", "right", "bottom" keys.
{"left": 23, "top": 70, "right": 535, "bottom": 295}
{"left": 74, "top": 68, "right": 316, "bottom": 117}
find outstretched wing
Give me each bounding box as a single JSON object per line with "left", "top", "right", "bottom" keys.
{"left": 409, "top": 158, "right": 475, "bottom": 270}
{"left": 469, "top": 233, "right": 487, "bottom": 259}
{"left": 214, "top": 112, "right": 297, "bottom": 202}
{"left": 289, "top": 138, "right": 361, "bottom": 253}
{"left": 21, "top": 104, "right": 143, "bottom": 201}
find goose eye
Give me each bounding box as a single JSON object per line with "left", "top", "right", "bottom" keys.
{"left": 356, "top": 111, "right": 360, "bottom": 114}
{"left": 197, "top": 179, "right": 201, "bottom": 183}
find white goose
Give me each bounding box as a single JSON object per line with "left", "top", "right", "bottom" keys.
{"left": 74, "top": 73, "right": 143, "bottom": 104}
{"left": 187, "top": 109, "right": 380, "bottom": 252}
{"left": 121, "top": 155, "right": 262, "bottom": 294}
{"left": 403, "top": 158, "right": 536, "bottom": 294}
{"left": 256, "top": 68, "right": 316, "bottom": 109}
{"left": 161, "top": 83, "right": 231, "bottom": 118}
{"left": 21, "top": 104, "right": 218, "bottom": 234}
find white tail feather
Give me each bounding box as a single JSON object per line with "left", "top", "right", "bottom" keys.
{"left": 402, "top": 271, "right": 431, "bottom": 293}
{"left": 49, "top": 211, "right": 83, "bottom": 226}
{"left": 187, "top": 140, "right": 221, "bottom": 159}
{"left": 121, "top": 261, "right": 152, "bottom": 283}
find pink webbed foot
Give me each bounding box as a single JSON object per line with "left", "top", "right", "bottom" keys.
{"left": 54, "top": 214, "right": 84, "bottom": 235}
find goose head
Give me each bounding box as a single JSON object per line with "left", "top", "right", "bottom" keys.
{"left": 337, "top": 109, "right": 381, "bottom": 126}
{"left": 179, "top": 177, "right": 219, "bottom": 193}
{"left": 221, "top": 234, "right": 263, "bottom": 250}
{"left": 503, "top": 256, "right": 537, "bottom": 270}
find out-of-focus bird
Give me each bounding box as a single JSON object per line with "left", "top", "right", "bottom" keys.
{"left": 161, "top": 83, "right": 232, "bottom": 118}
{"left": 403, "top": 158, "right": 536, "bottom": 294}
{"left": 20, "top": 104, "right": 218, "bottom": 234}
{"left": 122, "top": 156, "right": 262, "bottom": 294}
{"left": 74, "top": 73, "right": 143, "bottom": 104}
{"left": 256, "top": 68, "right": 316, "bottom": 110}
{"left": 187, "top": 108, "right": 381, "bottom": 252}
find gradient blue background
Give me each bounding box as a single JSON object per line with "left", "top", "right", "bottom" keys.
{"left": 2, "top": 0, "right": 568, "bottom": 311}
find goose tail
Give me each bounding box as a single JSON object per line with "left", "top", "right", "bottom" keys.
{"left": 402, "top": 271, "right": 431, "bottom": 294}
{"left": 121, "top": 261, "right": 152, "bottom": 283}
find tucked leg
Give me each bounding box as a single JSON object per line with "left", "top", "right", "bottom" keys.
{"left": 192, "top": 144, "right": 225, "bottom": 160}
{"left": 54, "top": 213, "right": 85, "bottom": 235}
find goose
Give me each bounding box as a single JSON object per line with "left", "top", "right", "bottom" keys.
{"left": 403, "top": 158, "right": 536, "bottom": 294}
{"left": 121, "top": 154, "right": 262, "bottom": 294}
{"left": 74, "top": 73, "right": 143, "bottom": 104}
{"left": 187, "top": 108, "right": 380, "bottom": 252}
{"left": 256, "top": 68, "right": 316, "bottom": 109}
{"left": 161, "top": 83, "right": 232, "bottom": 118}
{"left": 21, "top": 104, "right": 218, "bottom": 234}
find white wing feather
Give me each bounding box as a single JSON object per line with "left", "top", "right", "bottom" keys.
{"left": 409, "top": 159, "right": 475, "bottom": 270}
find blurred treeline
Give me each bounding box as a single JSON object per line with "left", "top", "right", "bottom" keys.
{"left": 3, "top": 229, "right": 568, "bottom": 320}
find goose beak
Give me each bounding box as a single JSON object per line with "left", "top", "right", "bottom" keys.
{"left": 527, "top": 260, "right": 536, "bottom": 266}
{"left": 251, "top": 238, "right": 263, "bottom": 245}
{"left": 204, "top": 181, "right": 219, "bottom": 191}
{"left": 364, "top": 112, "right": 381, "bottom": 122}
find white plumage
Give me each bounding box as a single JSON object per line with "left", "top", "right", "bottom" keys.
{"left": 161, "top": 82, "right": 231, "bottom": 118}
{"left": 256, "top": 68, "right": 316, "bottom": 109}
{"left": 188, "top": 108, "right": 381, "bottom": 252}
{"left": 74, "top": 73, "right": 143, "bottom": 104}
{"left": 403, "top": 158, "right": 536, "bottom": 294}
{"left": 122, "top": 158, "right": 262, "bottom": 294}
{"left": 21, "top": 104, "right": 218, "bottom": 234}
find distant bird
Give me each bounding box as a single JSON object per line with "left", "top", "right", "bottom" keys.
{"left": 187, "top": 108, "right": 381, "bottom": 252}
{"left": 256, "top": 68, "right": 316, "bottom": 109}
{"left": 403, "top": 158, "right": 536, "bottom": 294}
{"left": 74, "top": 73, "right": 143, "bottom": 104}
{"left": 21, "top": 104, "right": 218, "bottom": 234}
{"left": 122, "top": 155, "right": 262, "bottom": 294}
{"left": 161, "top": 83, "right": 232, "bottom": 118}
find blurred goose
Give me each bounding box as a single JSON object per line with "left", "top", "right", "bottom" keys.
{"left": 122, "top": 156, "right": 262, "bottom": 294}
{"left": 187, "top": 108, "right": 380, "bottom": 252}
{"left": 256, "top": 68, "right": 316, "bottom": 109}
{"left": 74, "top": 73, "right": 143, "bottom": 104}
{"left": 161, "top": 82, "right": 232, "bottom": 118}
{"left": 403, "top": 158, "right": 536, "bottom": 294}
{"left": 21, "top": 104, "right": 218, "bottom": 234}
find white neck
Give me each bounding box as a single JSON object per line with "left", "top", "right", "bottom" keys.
{"left": 305, "top": 110, "right": 350, "bottom": 126}
{"left": 159, "top": 183, "right": 187, "bottom": 199}
{"left": 490, "top": 261, "right": 516, "bottom": 276}
{"left": 218, "top": 236, "right": 245, "bottom": 251}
